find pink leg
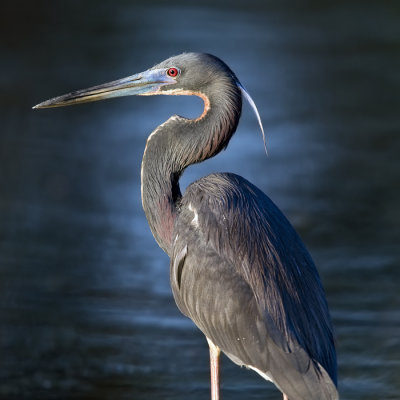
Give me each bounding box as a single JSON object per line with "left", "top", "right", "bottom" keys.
{"left": 207, "top": 338, "right": 221, "bottom": 400}
{"left": 283, "top": 394, "right": 289, "bottom": 400}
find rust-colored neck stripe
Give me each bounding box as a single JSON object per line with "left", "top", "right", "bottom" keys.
{"left": 159, "top": 89, "right": 211, "bottom": 121}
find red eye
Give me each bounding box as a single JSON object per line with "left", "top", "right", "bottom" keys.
{"left": 167, "top": 67, "right": 179, "bottom": 77}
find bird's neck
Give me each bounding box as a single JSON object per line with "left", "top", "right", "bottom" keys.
{"left": 141, "top": 86, "right": 242, "bottom": 255}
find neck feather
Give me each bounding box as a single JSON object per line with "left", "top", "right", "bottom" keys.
{"left": 141, "top": 82, "right": 242, "bottom": 255}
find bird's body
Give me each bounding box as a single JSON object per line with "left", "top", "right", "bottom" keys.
{"left": 34, "top": 52, "right": 338, "bottom": 399}
{"left": 171, "top": 173, "right": 337, "bottom": 399}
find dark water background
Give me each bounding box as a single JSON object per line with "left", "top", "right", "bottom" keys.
{"left": 1, "top": 1, "right": 399, "bottom": 399}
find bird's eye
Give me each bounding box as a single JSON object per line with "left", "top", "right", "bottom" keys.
{"left": 167, "top": 67, "right": 179, "bottom": 78}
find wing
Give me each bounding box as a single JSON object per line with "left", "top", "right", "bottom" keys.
{"left": 170, "top": 173, "right": 338, "bottom": 400}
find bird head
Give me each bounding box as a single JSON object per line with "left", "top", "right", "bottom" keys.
{"left": 33, "top": 53, "right": 237, "bottom": 108}
{"left": 33, "top": 52, "right": 265, "bottom": 151}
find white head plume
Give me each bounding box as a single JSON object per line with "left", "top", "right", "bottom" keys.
{"left": 237, "top": 82, "right": 267, "bottom": 155}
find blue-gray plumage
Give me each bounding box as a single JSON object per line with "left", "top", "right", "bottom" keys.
{"left": 33, "top": 52, "right": 338, "bottom": 400}
{"left": 172, "top": 173, "right": 337, "bottom": 399}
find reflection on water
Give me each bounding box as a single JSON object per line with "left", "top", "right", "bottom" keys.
{"left": 1, "top": 1, "right": 399, "bottom": 399}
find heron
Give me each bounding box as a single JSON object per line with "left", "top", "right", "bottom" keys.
{"left": 34, "top": 52, "right": 338, "bottom": 400}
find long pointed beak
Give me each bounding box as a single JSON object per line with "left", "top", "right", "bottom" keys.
{"left": 33, "top": 69, "right": 176, "bottom": 109}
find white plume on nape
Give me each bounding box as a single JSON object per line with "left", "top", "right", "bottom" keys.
{"left": 237, "top": 83, "right": 267, "bottom": 155}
